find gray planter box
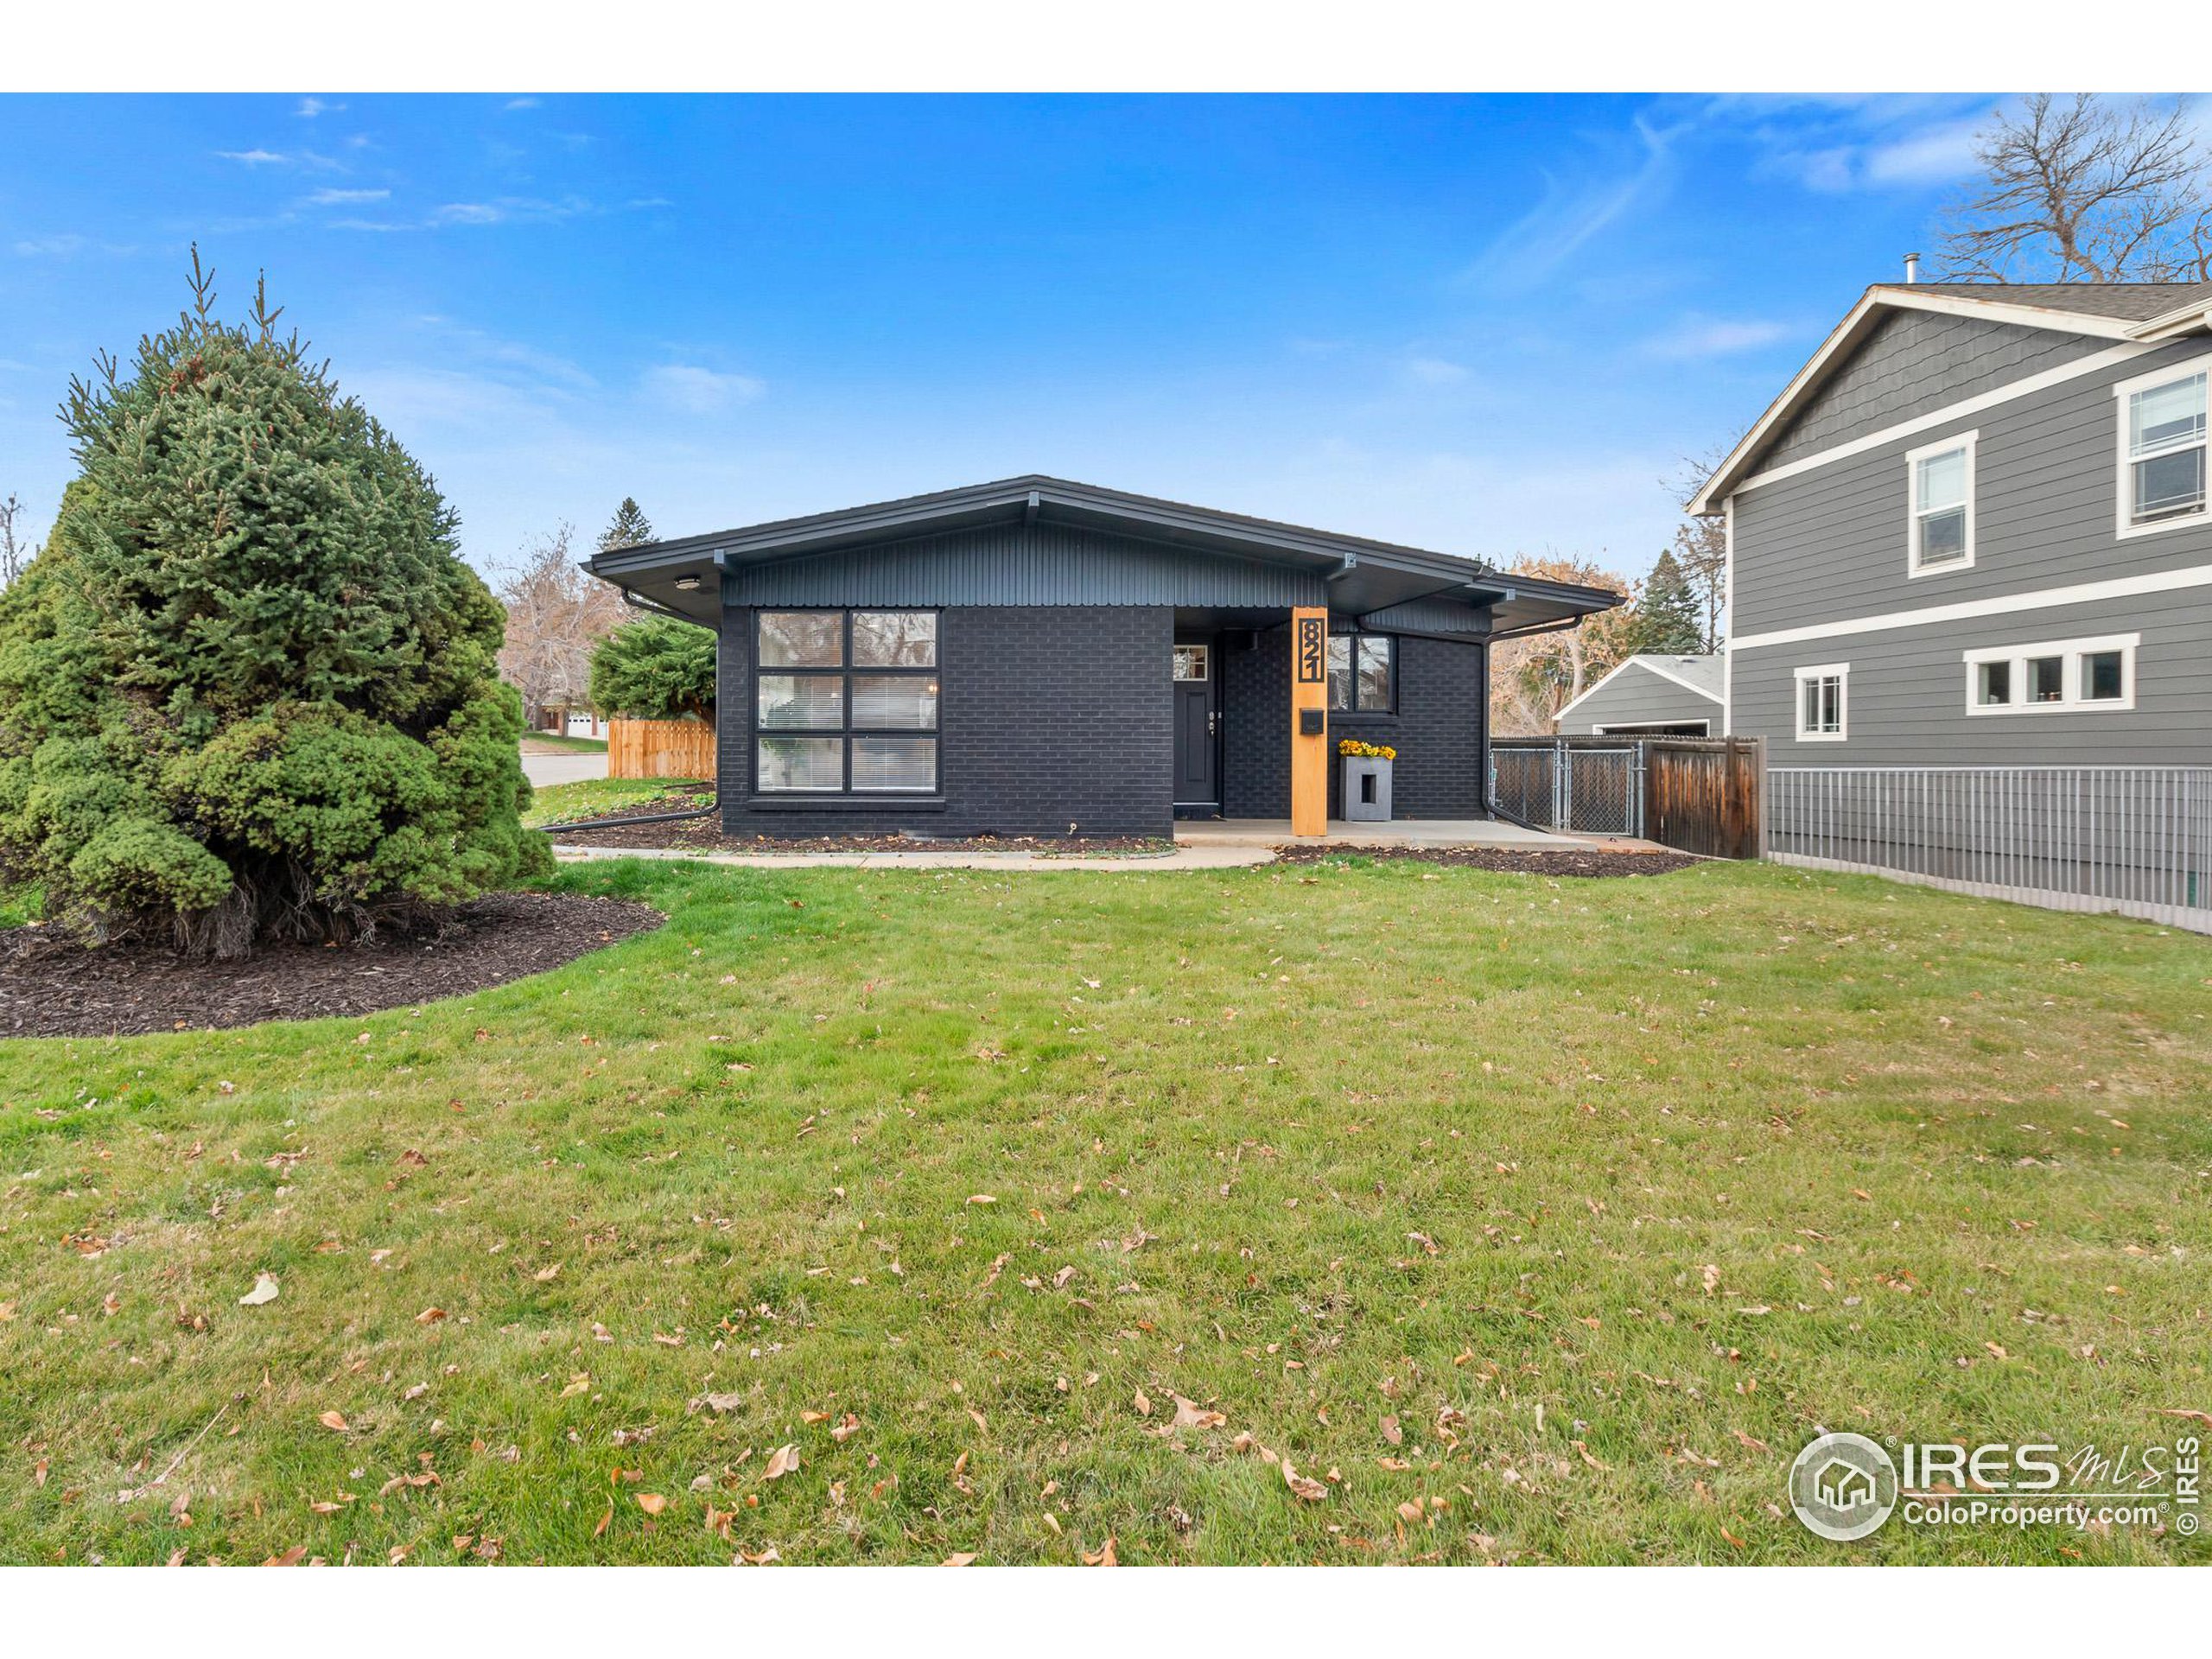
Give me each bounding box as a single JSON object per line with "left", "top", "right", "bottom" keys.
{"left": 1342, "top": 755, "right": 1393, "bottom": 821}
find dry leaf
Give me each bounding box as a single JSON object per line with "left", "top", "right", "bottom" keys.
{"left": 534, "top": 1262, "right": 562, "bottom": 1282}
{"left": 830, "top": 1413, "right": 861, "bottom": 1443}
{"left": 1396, "top": 1500, "right": 1424, "bottom": 1523}
{"left": 1281, "top": 1460, "right": 1328, "bottom": 1501}
{"left": 415, "top": 1306, "right": 447, "bottom": 1325}
{"left": 693, "top": 1391, "right": 744, "bottom": 1414}
{"left": 594, "top": 1503, "right": 613, "bottom": 1537}
{"left": 942, "top": 1552, "right": 977, "bottom": 1566}
{"left": 238, "top": 1273, "right": 281, "bottom": 1307}
{"left": 764, "top": 1444, "right": 800, "bottom": 1480}
{"left": 636, "top": 1493, "right": 667, "bottom": 1515}
{"left": 317, "top": 1411, "right": 349, "bottom": 1432}
{"left": 1169, "top": 1395, "right": 1226, "bottom": 1431}
{"left": 1132, "top": 1388, "right": 1153, "bottom": 1418}
{"left": 964, "top": 1195, "right": 997, "bottom": 1206}
{"left": 2158, "top": 1408, "right": 2212, "bottom": 1427}
{"left": 1381, "top": 1414, "right": 1402, "bottom": 1446}
{"left": 1082, "top": 1535, "right": 1119, "bottom": 1566}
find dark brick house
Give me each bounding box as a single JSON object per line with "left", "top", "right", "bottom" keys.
{"left": 584, "top": 477, "right": 1618, "bottom": 839}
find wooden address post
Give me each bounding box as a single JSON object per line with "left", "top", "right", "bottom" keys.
{"left": 1290, "top": 606, "right": 1328, "bottom": 837}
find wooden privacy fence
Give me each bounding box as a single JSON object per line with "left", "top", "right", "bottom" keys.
{"left": 1643, "top": 736, "right": 1764, "bottom": 861}
{"left": 608, "top": 717, "right": 716, "bottom": 780}
{"left": 1491, "top": 735, "right": 1764, "bottom": 858}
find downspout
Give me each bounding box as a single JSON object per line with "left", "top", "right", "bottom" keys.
{"left": 550, "top": 578, "right": 722, "bottom": 835}
{"left": 1480, "top": 613, "right": 1588, "bottom": 829}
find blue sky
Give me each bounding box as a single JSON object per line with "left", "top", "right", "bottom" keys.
{"left": 0, "top": 92, "right": 2005, "bottom": 581}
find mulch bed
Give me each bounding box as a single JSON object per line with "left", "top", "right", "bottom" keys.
{"left": 0, "top": 891, "right": 665, "bottom": 1040}
{"left": 1272, "top": 844, "right": 1703, "bottom": 878}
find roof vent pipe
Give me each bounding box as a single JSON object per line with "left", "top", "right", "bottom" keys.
{"left": 1904, "top": 251, "right": 1922, "bottom": 284}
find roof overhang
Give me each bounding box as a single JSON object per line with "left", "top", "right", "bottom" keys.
{"left": 1688, "top": 285, "right": 2212, "bottom": 516}
{"left": 585, "top": 475, "right": 1623, "bottom": 632}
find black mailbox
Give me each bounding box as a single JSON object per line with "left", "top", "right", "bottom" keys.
{"left": 1299, "top": 709, "right": 1325, "bottom": 736}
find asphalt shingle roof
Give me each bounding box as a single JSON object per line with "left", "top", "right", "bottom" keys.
{"left": 1874, "top": 280, "right": 2212, "bottom": 322}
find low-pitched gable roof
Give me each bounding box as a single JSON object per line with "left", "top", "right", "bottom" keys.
{"left": 1554, "top": 653, "right": 1724, "bottom": 723}
{"left": 1689, "top": 280, "right": 2212, "bottom": 515}
{"left": 586, "top": 474, "right": 1622, "bottom": 632}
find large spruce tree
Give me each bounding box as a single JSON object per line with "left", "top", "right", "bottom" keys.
{"left": 598, "top": 497, "right": 656, "bottom": 552}
{"left": 1635, "top": 549, "right": 1706, "bottom": 656}
{"left": 0, "top": 254, "right": 548, "bottom": 957}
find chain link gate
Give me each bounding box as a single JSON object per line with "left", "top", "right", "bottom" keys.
{"left": 1489, "top": 739, "right": 1643, "bottom": 836}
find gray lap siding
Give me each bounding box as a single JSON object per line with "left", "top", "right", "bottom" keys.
{"left": 1556, "top": 670, "right": 1719, "bottom": 734}
{"left": 717, "top": 604, "right": 1174, "bottom": 838}
{"left": 1732, "top": 588, "right": 2212, "bottom": 769}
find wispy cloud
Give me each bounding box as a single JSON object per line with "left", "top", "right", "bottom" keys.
{"left": 13, "top": 233, "right": 86, "bottom": 257}
{"left": 504, "top": 96, "right": 540, "bottom": 111}
{"left": 431, "top": 195, "right": 591, "bottom": 227}
{"left": 1466, "top": 115, "right": 1683, "bottom": 292}
{"left": 639, "top": 365, "right": 766, "bottom": 416}
{"left": 1640, "top": 315, "right": 1794, "bottom": 361}
{"left": 308, "top": 187, "right": 390, "bottom": 206}
{"left": 1741, "top": 99, "right": 1997, "bottom": 194}
{"left": 296, "top": 97, "right": 343, "bottom": 118}
{"left": 217, "top": 148, "right": 289, "bottom": 166}
{"left": 1402, "top": 356, "right": 1468, "bottom": 386}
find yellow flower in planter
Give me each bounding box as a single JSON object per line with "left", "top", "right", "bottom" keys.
{"left": 1337, "top": 739, "right": 1397, "bottom": 760}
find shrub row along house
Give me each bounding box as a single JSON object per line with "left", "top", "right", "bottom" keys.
{"left": 583, "top": 475, "right": 1618, "bottom": 839}
{"left": 1691, "top": 275, "right": 2212, "bottom": 925}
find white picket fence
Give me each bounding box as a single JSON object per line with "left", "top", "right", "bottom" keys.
{"left": 1768, "top": 766, "right": 2212, "bottom": 933}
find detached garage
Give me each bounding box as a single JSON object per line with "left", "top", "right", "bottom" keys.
{"left": 1554, "top": 654, "right": 1723, "bottom": 737}
{"left": 584, "top": 476, "right": 1619, "bottom": 840}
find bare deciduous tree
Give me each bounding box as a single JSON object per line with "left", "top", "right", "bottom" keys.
{"left": 1939, "top": 93, "right": 2212, "bottom": 283}
{"left": 1668, "top": 443, "right": 1738, "bottom": 652}
{"left": 0, "top": 493, "right": 29, "bottom": 589}
{"left": 1486, "top": 555, "right": 1641, "bottom": 735}
{"left": 493, "top": 523, "right": 627, "bottom": 728}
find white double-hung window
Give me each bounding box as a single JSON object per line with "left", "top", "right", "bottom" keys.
{"left": 2116, "top": 361, "right": 2208, "bottom": 536}
{"left": 1907, "top": 432, "right": 1974, "bottom": 575}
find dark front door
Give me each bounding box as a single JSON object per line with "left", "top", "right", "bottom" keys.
{"left": 1173, "top": 640, "right": 1218, "bottom": 817}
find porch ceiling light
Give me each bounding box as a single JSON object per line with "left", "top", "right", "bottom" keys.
{"left": 673, "top": 574, "right": 702, "bottom": 591}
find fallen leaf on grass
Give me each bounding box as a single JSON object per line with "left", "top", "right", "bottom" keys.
{"left": 317, "top": 1411, "right": 349, "bottom": 1433}
{"left": 594, "top": 1504, "right": 613, "bottom": 1537}
{"left": 238, "top": 1274, "right": 281, "bottom": 1307}
{"left": 1382, "top": 1415, "right": 1402, "bottom": 1446}
{"left": 636, "top": 1494, "right": 667, "bottom": 1515}
{"left": 943, "top": 1552, "right": 977, "bottom": 1566}
{"left": 830, "top": 1413, "right": 861, "bottom": 1443}
{"left": 965, "top": 1195, "right": 997, "bottom": 1207}
{"left": 1168, "top": 1396, "right": 1226, "bottom": 1432}
{"left": 534, "top": 1262, "right": 563, "bottom": 1282}
{"left": 1573, "top": 1440, "right": 1611, "bottom": 1470}
{"left": 1281, "top": 1460, "right": 1328, "bottom": 1501}
{"left": 560, "top": 1373, "right": 591, "bottom": 1397}
{"left": 764, "top": 1444, "right": 800, "bottom": 1480}
{"left": 1132, "top": 1389, "right": 1153, "bottom": 1418}
{"left": 1082, "top": 1536, "right": 1118, "bottom": 1566}
{"left": 2158, "top": 1408, "right": 2212, "bottom": 1427}
{"left": 264, "top": 1544, "right": 309, "bottom": 1567}
{"left": 415, "top": 1306, "right": 447, "bottom": 1325}
{"left": 691, "top": 1392, "right": 744, "bottom": 1414}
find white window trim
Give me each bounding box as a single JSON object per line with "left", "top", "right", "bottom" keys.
{"left": 1905, "top": 430, "right": 1976, "bottom": 577}
{"left": 1961, "top": 632, "right": 2139, "bottom": 716}
{"left": 2113, "top": 354, "right": 2210, "bottom": 541}
{"left": 1791, "top": 661, "right": 1849, "bottom": 742}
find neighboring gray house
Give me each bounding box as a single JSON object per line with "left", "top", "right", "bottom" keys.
{"left": 1694, "top": 278, "right": 2212, "bottom": 765}
{"left": 1693, "top": 276, "right": 2212, "bottom": 930}
{"left": 1554, "top": 653, "right": 1722, "bottom": 735}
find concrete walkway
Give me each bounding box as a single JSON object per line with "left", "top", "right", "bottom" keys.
{"left": 550, "top": 816, "right": 1615, "bottom": 873}
{"left": 1175, "top": 817, "right": 1598, "bottom": 851}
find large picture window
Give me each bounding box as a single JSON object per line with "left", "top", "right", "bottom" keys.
{"left": 1326, "top": 632, "right": 1394, "bottom": 713}
{"left": 754, "top": 610, "right": 938, "bottom": 792}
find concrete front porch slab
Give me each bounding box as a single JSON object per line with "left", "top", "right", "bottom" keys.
{"left": 1174, "top": 818, "right": 1603, "bottom": 851}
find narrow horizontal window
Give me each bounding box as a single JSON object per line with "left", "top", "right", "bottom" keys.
{"left": 756, "top": 674, "right": 844, "bottom": 729}
{"left": 849, "top": 736, "right": 937, "bottom": 791}
{"left": 1962, "top": 633, "right": 2138, "bottom": 715}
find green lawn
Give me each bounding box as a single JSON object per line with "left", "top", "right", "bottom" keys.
{"left": 521, "top": 777, "right": 705, "bottom": 829}
{"left": 523, "top": 732, "right": 610, "bottom": 753}
{"left": 2, "top": 856, "right": 2208, "bottom": 1566}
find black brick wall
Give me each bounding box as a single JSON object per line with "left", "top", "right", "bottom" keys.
{"left": 1220, "top": 626, "right": 1490, "bottom": 820}
{"left": 717, "top": 604, "right": 1173, "bottom": 838}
